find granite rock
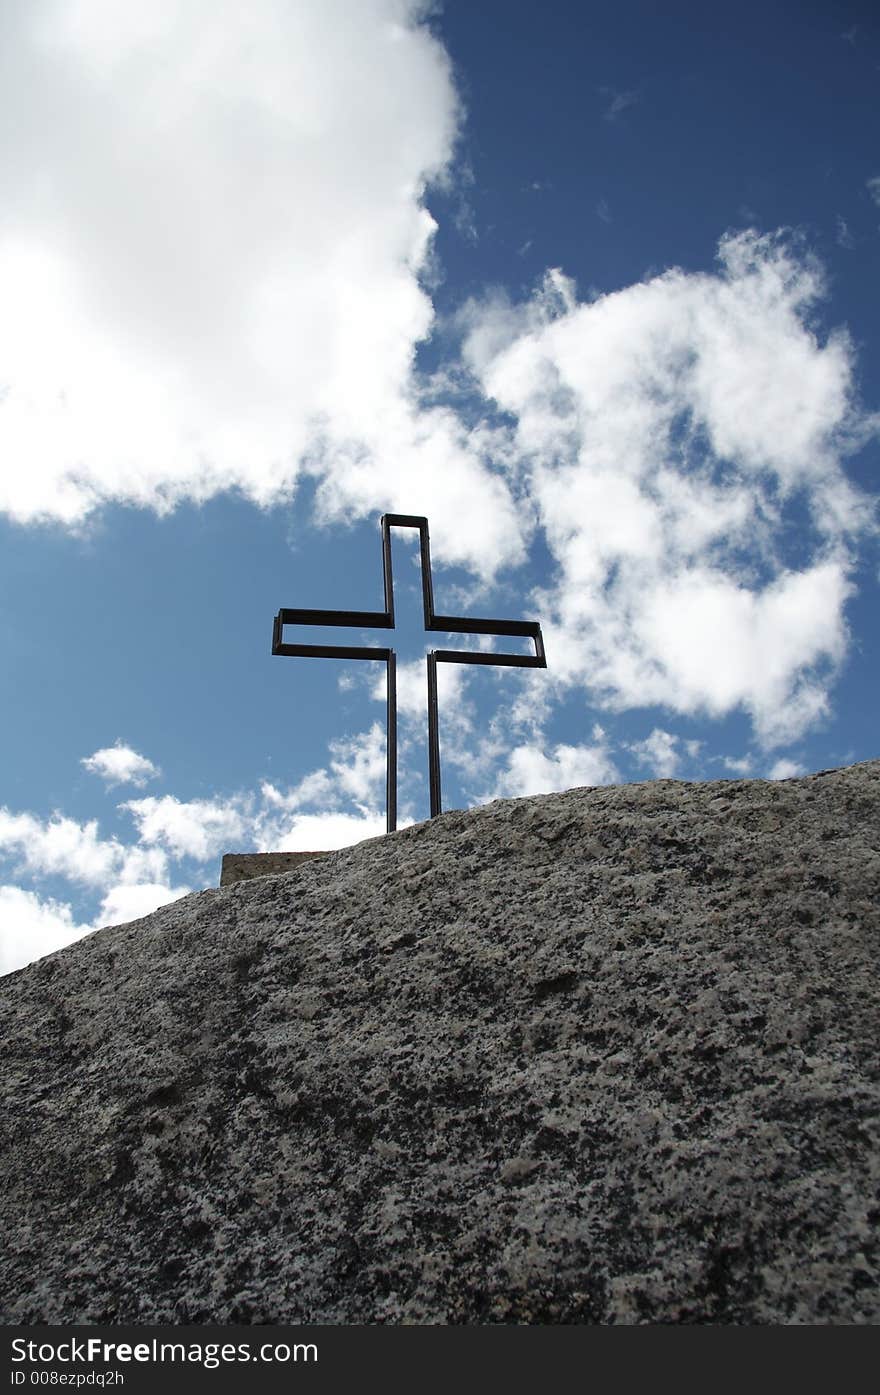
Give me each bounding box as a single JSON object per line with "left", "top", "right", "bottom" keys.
{"left": 1, "top": 761, "right": 879, "bottom": 1324}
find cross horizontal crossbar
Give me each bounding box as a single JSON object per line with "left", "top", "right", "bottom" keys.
{"left": 272, "top": 514, "right": 546, "bottom": 832}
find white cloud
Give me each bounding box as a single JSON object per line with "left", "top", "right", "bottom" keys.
{"left": 260, "top": 725, "right": 388, "bottom": 825}
{"left": 122, "top": 795, "right": 248, "bottom": 861}
{"left": 261, "top": 770, "right": 335, "bottom": 812}
{"left": 0, "top": 808, "right": 121, "bottom": 885}
{"left": 118, "top": 725, "right": 397, "bottom": 864}
{"left": 255, "top": 725, "right": 395, "bottom": 846}
{"left": 96, "top": 881, "right": 190, "bottom": 927}
{"left": 489, "top": 741, "right": 619, "bottom": 799}
{"left": 0, "top": 727, "right": 397, "bottom": 972}
{"left": 363, "top": 653, "right": 480, "bottom": 795}
{"left": 0, "top": 884, "right": 93, "bottom": 975}
{"left": 378, "top": 657, "right": 469, "bottom": 725}
{"left": 258, "top": 809, "right": 387, "bottom": 852}
{"left": 766, "top": 758, "right": 806, "bottom": 780}
{"left": 81, "top": 740, "right": 159, "bottom": 787}
{"left": 0, "top": 875, "right": 190, "bottom": 976}
{"left": 0, "top": 1, "right": 525, "bottom": 577}
{"left": 722, "top": 756, "right": 754, "bottom": 775}
{"left": 327, "top": 723, "right": 387, "bottom": 806}
{"left": 116, "top": 844, "right": 171, "bottom": 884}
{"left": 631, "top": 561, "right": 851, "bottom": 747}
{"left": 628, "top": 728, "right": 680, "bottom": 778}
{"left": 0, "top": 801, "right": 194, "bottom": 973}
{"left": 462, "top": 229, "right": 877, "bottom": 748}
{"left": 867, "top": 176, "right": 880, "bottom": 207}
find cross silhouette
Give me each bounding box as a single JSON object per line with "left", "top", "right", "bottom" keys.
{"left": 272, "top": 513, "right": 546, "bottom": 832}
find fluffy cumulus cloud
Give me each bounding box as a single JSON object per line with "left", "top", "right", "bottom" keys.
{"left": 259, "top": 810, "right": 387, "bottom": 853}
{"left": 0, "top": 885, "right": 93, "bottom": 976}
{"left": 0, "top": 0, "right": 524, "bottom": 576}
{"left": 0, "top": 724, "right": 395, "bottom": 974}
{"left": 121, "top": 795, "right": 249, "bottom": 862}
{"left": 96, "top": 881, "right": 190, "bottom": 928}
{"left": 462, "top": 230, "right": 877, "bottom": 748}
{"left": 115, "top": 726, "right": 394, "bottom": 871}
{"left": 627, "top": 729, "right": 681, "bottom": 779}
{"left": 0, "top": 808, "right": 122, "bottom": 885}
{"left": 0, "top": 799, "right": 190, "bottom": 973}
{"left": 766, "top": 757, "right": 806, "bottom": 781}
{"left": 324, "top": 724, "right": 387, "bottom": 808}
{"left": 81, "top": 741, "right": 159, "bottom": 787}
{"left": 0, "top": 877, "right": 191, "bottom": 977}
{"left": 489, "top": 739, "right": 619, "bottom": 799}
{"left": 722, "top": 755, "right": 755, "bottom": 776}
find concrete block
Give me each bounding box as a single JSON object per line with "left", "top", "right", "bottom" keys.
{"left": 219, "top": 851, "right": 327, "bottom": 886}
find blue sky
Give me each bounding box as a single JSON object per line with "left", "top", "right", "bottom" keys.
{"left": 1, "top": 0, "right": 877, "bottom": 973}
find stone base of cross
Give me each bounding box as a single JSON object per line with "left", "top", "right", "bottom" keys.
{"left": 272, "top": 514, "right": 546, "bottom": 832}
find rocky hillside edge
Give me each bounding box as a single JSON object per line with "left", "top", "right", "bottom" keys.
{"left": 1, "top": 760, "right": 878, "bottom": 1323}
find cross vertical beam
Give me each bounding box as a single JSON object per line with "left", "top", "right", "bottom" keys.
{"left": 273, "top": 514, "right": 546, "bottom": 832}
{"left": 426, "top": 652, "right": 441, "bottom": 818}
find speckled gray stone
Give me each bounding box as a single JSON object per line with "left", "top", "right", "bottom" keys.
{"left": 1, "top": 761, "right": 878, "bottom": 1324}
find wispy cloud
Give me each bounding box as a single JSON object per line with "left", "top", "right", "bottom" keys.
{"left": 835, "top": 215, "right": 855, "bottom": 249}
{"left": 600, "top": 86, "right": 640, "bottom": 122}
{"left": 597, "top": 198, "right": 612, "bottom": 224}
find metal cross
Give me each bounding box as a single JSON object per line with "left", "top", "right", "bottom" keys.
{"left": 272, "top": 513, "right": 546, "bottom": 832}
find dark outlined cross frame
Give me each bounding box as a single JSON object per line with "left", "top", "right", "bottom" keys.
{"left": 272, "top": 513, "right": 546, "bottom": 833}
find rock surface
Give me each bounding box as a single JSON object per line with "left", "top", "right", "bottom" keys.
{"left": 1, "top": 761, "right": 879, "bottom": 1325}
